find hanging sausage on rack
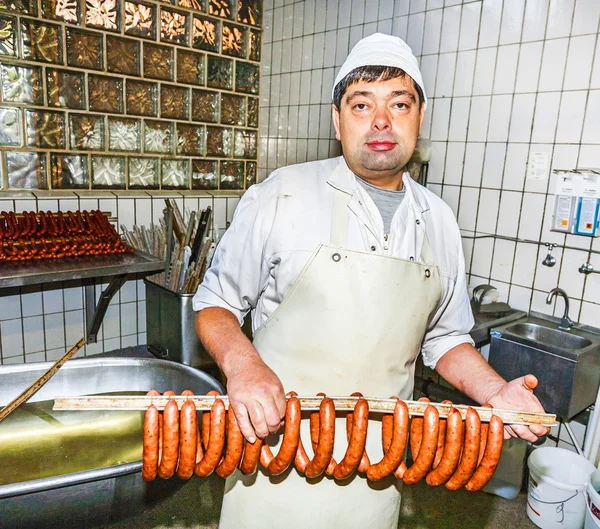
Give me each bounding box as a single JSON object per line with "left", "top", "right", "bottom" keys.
{"left": 0, "top": 210, "right": 132, "bottom": 262}
{"left": 54, "top": 391, "right": 556, "bottom": 491}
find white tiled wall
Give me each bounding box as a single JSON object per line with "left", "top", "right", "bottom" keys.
{"left": 260, "top": 0, "right": 600, "bottom": 325}
{"left": 0, "top": 191, "right": 240, "bottom": 364}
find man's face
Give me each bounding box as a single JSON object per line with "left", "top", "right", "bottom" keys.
{"left": 332, "top": 76, "right": 424, "bottom": 189}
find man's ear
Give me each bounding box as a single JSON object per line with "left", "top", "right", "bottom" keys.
{"left": 418, "top": 102, "right": 425, "bottom": 129}
{"left": 332, "top": 104, "right": 341, "bottom": 141}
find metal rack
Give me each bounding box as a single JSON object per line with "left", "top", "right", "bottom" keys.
{"left": 0, "top": 249, "right": 165, "bottom": 344}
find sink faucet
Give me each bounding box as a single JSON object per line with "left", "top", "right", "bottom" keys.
{"left": 546, "top": 288, "right": 574, "bottom": 331}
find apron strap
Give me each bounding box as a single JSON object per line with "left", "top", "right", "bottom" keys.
{"left": 330, "top": 189, "right": 351, "bottom": 247}
{"left": 420, "top": 232, "right": 435, "bottom": 265}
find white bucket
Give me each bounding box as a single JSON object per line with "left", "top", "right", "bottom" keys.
{"left": 584, "top": 468, "right": 600, "bottom": 529}
{"left": 527, "top": 447, "right": 596, "bottom": 529}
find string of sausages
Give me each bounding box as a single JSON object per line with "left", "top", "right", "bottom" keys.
{"left": 142, "top": 390, "right": 504, "bottom": 491}
{"left": 0, "top": 210, "right": 132, "bottom": 261}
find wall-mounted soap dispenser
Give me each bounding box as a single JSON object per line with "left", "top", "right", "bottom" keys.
{"left": 552, "top": 169, "right": 600, "bottom": 237}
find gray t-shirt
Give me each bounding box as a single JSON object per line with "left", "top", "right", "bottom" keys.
{"left": 356, "top": 176, "right": 406, "bottom": 234}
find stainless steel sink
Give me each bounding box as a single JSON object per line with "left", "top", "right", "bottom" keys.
{"left": 505, "top": 322, "right": 593, "bottom": 350}
{"left": 488, "top": 313, "right": 600, "bottom": 419}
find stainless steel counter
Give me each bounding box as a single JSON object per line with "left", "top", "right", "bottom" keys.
{"left": 470, "top": 309, "right": 528, "bottom": 347}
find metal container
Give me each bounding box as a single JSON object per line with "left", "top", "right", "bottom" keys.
{"left": 0, "top": 356, "right": 223, "bottom": 529}
{"left": 145, "top": 279, "right": 215, "bottom": 368}
{"left": 488, "top": 319, "right": 600, "bottom": 420}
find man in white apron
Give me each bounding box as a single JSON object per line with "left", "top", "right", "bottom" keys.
{"left": 193, "top": 33, "right": 547, "bottom": 529}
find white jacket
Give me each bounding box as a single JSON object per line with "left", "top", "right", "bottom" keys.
{"left": 193, "top": 156, "right": 474, "bottom": 368}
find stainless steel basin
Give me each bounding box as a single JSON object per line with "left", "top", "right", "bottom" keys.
{"left": 0, "top": 354, "right": 224, "bottom": 529}
{"left": 506, "top": 322, "right": 593, "bottom": 350}
{"left": 489, "top": 315, "right": 600, "bottom": 419}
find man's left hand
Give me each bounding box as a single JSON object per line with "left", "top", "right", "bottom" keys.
{"left": 487, "top": 374, "right": 550, "bottom": 442}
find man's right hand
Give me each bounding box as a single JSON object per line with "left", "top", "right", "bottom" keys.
{"left": 196, "top": 306, "right": 287, "bottom": 443}
{"left": 225, "top": 355, "right": 287, "bottom": 443}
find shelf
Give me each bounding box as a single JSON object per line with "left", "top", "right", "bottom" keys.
{"left": 0, "top": 250, "right": 165, "bottom": 344}
{"left": 0, "top": 250, "right": 165, "bottom": 288}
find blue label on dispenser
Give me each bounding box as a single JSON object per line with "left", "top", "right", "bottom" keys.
{"left": 574, "top": 197, "right": 600, "bottom": 236}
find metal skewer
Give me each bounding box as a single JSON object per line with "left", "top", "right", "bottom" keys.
{"left": 53, "top": 394, "right": 556, "bottom": 426}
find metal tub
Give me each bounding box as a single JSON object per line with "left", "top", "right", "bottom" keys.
{"left": 0, "top": 356, "right": 224, "bottom": 529}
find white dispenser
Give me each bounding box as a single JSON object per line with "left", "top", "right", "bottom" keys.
{"left": 552, "top": 169, "right": 600, "bottom": 237}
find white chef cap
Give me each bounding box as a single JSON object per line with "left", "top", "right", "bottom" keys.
{"left": 332, "top": 33, "right": 427, "bottom": 109}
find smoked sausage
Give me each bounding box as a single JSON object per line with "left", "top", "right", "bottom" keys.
{"left": 465, "top": 413, "right": 504, "bottom": 492}
{"left": 157, "top": 397, "right": 180, "bottom": 479}
{"left": 426, "top": 407, "right": 464, "bottom": 486}
{"left": 367, "top": 397, "right": 409, "bottom": 481}
{"left": 333, "top": 397, "right": 369, "bottom": 480}
{"left": 195, "top": 392, "right": 226, "bottom": 477}
{"left": 239, "top": 437, "right": 263, "bottom": 475}
{"left": 176, "top": 390, "right": 197, "bottom": 480}
{"left": 445, "top": 407, "right": 481, "bottom": 490}
{"left": 403, "top": 404, "right": 440, "bottom": 485}
{"left": 142, "top": 391, "right": 160, "bottom": 481}
{"left": 305, "top": 397, "right": 335, "bottom": 478}
{"left": 216, "top": 406, "right": 244, "bottom": 478}
{"left": 268, "top": 395, "right": 302, "bottom": 476}
{"left": 478, "top": 403, "right": 493, "bottom": 465}
{"left": 432, "top": 400, "right": 452, "bottom": 469}
{"left": 409, "top": 397, "right": 430, "bottom": 461}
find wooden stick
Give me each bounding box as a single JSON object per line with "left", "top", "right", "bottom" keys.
{"left": 53, "top": 394, "right": 556, "bottom": 426}
{"left": 0, "top": 338, "right": 87, "bottom": 423}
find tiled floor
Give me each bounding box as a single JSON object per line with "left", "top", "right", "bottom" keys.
{"left": 100, "top": 474, "right": 538, "bottom": 529}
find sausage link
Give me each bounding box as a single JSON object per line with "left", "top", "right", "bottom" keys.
{"left": 176, "top": 390, "right": 198, "bottom": 480}
{"left": 217, "top": 406, "right": 244, "bottom": 478}
{"left": 201, "top": 390, "right": 219, "bottom": 450}
{"left": 426, "top": 407, "right": 464, "bottom": 486}
{"left": 47, "top": 211, "right": 58, "bottom": 236}
{"left": 142, "top": 404, "right": 160, "bottom": 481}
{"left": 445, "top": 406, "right": 482, "bottom": 490}
{"left": 333, "top": 398, "right": 369, "bottom": 480}
{"left": 384, "top": 397, "right": 408, "bottom": 478}
{"left": 433, "top": 400, "right": 452, "bottom": 469}
{"left": 11, "top": 212, "right": 20, "bottom": 238}
{"left": 367, "top": 397, "right": 409, "bottom": 481}
{"left": 268, "top": 395, "right": 302, "bottom": 476}
{"left": 403, "top": 404, "right": 440, "bottom": 485}
{"left": 157, "top": 398, "right": 180, "bottom": 479}
{"left": 146, "top": 390, "right": 164, "bottom": 468}
{"left": 201, "top": 404, "right": 212, "bottom": 450}
{"left": 382, "top": 400, "right": 394, "bottom": 453}
{"left": 239, "top": 437, "right": 263, "bottom": 475}
{"left": 195, "top": 391, "right": 226, "bottom": 477}
{"left": 410, "top": 397, "right": 430, "bottom": 461}
{"left": 1, "top": 212, "right": 11, "bottom": 239}
{"left": 308, "top": 393, "right": 337, "bottom": 476}
{"left": 305, "top": 397, "right": 336, "bottom": 478}
{"left": 260, "top": 442, "right": 275, "bottom": 469}
{"left": 349, "top": 392, "right": 370, "bottom": 473}
{"left": 287, "top": 391, "right": 310, "bottom": 474}
{"left": 195, "top": 422, "right": 204, "bottom": 465}
{"left": 478, "top": 403, "right": 493, "bottom": 465}
{"left": 20, "top": 212, "right": 29, "bottom": 237}
{"left": 466, "top": 413, "right": 504, "bottom": 492}
{"left": 57, "top": 211, "right": 66, "bottom": 235}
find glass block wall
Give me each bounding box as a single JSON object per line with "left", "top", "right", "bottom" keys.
{"left": 0, "top": 0, "right": 262, "bottom": 191}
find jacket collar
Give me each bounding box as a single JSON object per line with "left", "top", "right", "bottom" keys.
{"left": 326, "top": 156, "right": 430, "bottom": 215}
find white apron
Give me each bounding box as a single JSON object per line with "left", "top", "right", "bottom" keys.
{"left": 218, "top": 187, "right": 443, "bottom": 529}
